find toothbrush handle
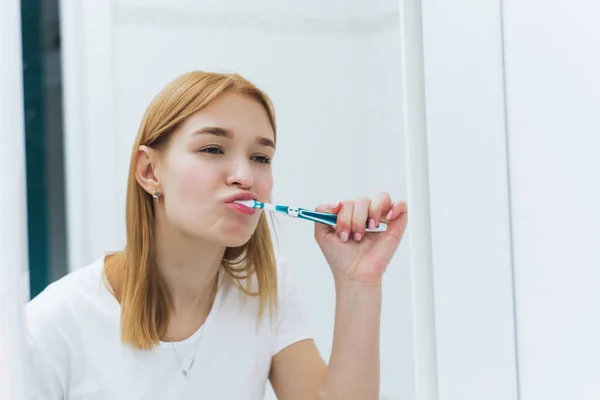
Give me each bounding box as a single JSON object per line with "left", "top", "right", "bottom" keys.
{"left": 298, "top": 209, "right": 387, "bottom": 232}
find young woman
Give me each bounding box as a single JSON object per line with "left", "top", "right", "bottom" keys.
{"left": 25, "top": 71, "right": 408, "bottom": 399}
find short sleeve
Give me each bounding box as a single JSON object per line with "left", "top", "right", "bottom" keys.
{"left": 25, "top": 331, "right": 65, "bottom": 400}
{"left": 24, "top": 288, "right": 68, "bottom": 399}
{"left": 272, "top": 258, "right": 314, "bottom": 356}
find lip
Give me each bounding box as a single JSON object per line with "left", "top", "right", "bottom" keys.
{"left": 226, "top": 202, "right": 257, "bottom": 216}
{"left": 223, "top": 192, "right": 258, "bottom": 203}
{"left": 224, "top": 192, "right": 259, "bottom": 216}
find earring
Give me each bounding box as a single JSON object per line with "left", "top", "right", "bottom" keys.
{"left": 152, "top": 190, "right": 160, "bottom": 203}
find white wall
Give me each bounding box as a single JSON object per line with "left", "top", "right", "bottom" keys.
{"left": 0, "top": 0, "right": 28, "bottom": 398}
{"left": 502, "top": 1, "right": 600, "bottom": 399}
{"left": 421, "top": 1, "right": 519, "bottom": 399}
{"left": 421, "top": 1, "right": 600, "bottom": 399}
{"left": 60, "top": 1, "right": 417, "bottom": 398}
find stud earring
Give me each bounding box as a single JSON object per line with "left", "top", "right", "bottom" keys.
{"left": 152, "top": 190, "right": 160, "bottom": 203}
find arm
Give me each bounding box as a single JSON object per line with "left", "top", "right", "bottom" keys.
{"left": 269, "top": 280, "right": 382, "bottom": 400}
{"left": 321, "top": 279, "right": 382, "bottom": 398}
{"left": 270, "top": 194, "right": 407, "bottom": 400}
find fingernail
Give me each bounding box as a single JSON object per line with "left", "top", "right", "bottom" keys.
{"left": 354, "top": 232, "right": 362, "bottom": 241}
{"left": 386, "top": 210, "right": 393, "bottom": 219}
{"left": 341, "top": 231, "right": 349, "bottom": 243}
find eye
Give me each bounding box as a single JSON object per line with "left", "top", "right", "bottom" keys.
{"left": 200, "top": 146, "right": 224, "bottom": 155}
{"left": 251, "top": 155, "right": 271, "bottom": 164}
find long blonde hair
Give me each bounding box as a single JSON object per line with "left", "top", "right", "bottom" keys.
{"left": 105, "top": 71, "right": 278, "bottom": 350}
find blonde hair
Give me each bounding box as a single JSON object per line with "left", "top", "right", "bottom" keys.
{"left": 105, "top": 71, "right": 278, "bottom": 350}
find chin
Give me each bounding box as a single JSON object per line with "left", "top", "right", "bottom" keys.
{"left": 223, "top": 236, "right": 252, "bottom": 248}
{"left": 182, "top": 216, "right": 259, "bottom": 248}
{"left": 221, "top": 236, "right": 251, "bottom": 247}
{"left": 212, "top": 228, "right": 255, "bottom": 248}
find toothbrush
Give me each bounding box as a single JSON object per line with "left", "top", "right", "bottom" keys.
{"left": 233, "top": 199, "right": 388, "bottom": 232}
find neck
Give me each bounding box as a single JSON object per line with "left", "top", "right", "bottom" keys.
{"left": 154, "top": 221, "right": 226, "bottom": 317}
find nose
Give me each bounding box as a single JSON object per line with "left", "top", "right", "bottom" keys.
{"left": 226, "top": 158, "right": 254, "bottom": 189}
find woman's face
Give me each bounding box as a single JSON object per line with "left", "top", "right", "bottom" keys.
{"left": 154, "top": 92, "right": 275, "bottom": 247}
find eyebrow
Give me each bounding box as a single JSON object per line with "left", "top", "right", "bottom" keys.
{"left": 193, "top": 127, "right": 275, "bottom": 149}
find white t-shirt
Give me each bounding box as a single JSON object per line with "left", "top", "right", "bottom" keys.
{"left": 24, "top": 255, "right": 313, "bottom": 400}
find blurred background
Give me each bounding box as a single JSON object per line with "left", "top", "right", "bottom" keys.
{"left": 1, "top": 0, "right": 599, "bottom": 399}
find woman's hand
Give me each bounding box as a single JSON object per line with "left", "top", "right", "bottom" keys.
{"left": 314, "top": 192, "right": 408, "bottom": 286}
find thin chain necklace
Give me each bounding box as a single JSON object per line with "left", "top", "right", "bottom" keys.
{"left": 166, "top": 277, "right": 219, "bottom": 379}
{"left": 166, "top": 334, "right": 197, "bottom": 378}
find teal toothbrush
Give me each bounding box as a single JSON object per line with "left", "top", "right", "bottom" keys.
{"left": 233, "top": 199, "right": 388, "bottom": 232}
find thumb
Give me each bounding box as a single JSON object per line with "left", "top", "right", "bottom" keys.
{"left": 313, "top": 201, "right": 342, "bottom": 240}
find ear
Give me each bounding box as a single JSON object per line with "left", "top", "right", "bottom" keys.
{"left": 135, "top": 145, "right": 161, "bottom": 196}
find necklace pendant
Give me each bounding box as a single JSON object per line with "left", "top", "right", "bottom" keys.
{"left": 182, "top": 371, "right": 189, "bottom": 378}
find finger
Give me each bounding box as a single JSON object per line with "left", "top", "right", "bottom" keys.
{"left": 351, "top": 197, "right": 370, "bottom": 241}
{"left": 315, "top": 201, "right": 342, "bottom": 214}
{"left": 368, "top": 191, "right": 392, "bottom": 230}
{"left": 314, "top": 201, "right": 341, "bottom": 237}
{"left": 386, "top": 201, "right": 408, "bottom": 241}
{"left": 385, "top": 200, "right": 407, "bottom": 221}
{"left": 336, "top": 200, "right": 354, "bottom": 243}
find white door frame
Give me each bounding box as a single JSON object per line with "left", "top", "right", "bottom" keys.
{"left": 420, "top": 0, "right": 520, "bottom": 399}
{"left": 0, "top": 0, "right": 29, "bottom": 398}
{"left": 399, "top": 0, "right": 439, "bottom": 398}
{"left": 60, "top": 0, "right": 119, "bottom": 271}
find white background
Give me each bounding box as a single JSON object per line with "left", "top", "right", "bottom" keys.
{"left": 502, "top": 1, "right": 600, "bottom": 398}
{"left": 1, "top": 1, "right": 28, "bottom": 399}
{"left": 421, "top": 0, "right": 519, "bottom": 398}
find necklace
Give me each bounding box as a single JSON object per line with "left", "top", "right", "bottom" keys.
{"left": 166, "top": 334, "right": 197, "bottom": 378}
{"left": 166, "top": 276, "right": 219, "bottom": 379}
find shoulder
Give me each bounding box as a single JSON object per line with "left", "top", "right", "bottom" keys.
{"left": 24, "top": 256, "right": 109, "bottom": 395}
{"left": 25, "top": 256, "right": 106, "bottom": 347}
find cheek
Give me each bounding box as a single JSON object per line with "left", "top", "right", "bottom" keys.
{"left": 172, "top": 158, "right": 219, "bottom": 201}
{"left": 255, "top": 169, "right": 274, "bottom": 201}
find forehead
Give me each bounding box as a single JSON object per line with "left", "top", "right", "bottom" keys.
{"left": 178, "top": 92, "right": 275, "bottom": 141}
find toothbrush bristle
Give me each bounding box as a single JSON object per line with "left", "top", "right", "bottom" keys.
{"left": 233, "top": 199, "right": 256, "bottom": 208}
